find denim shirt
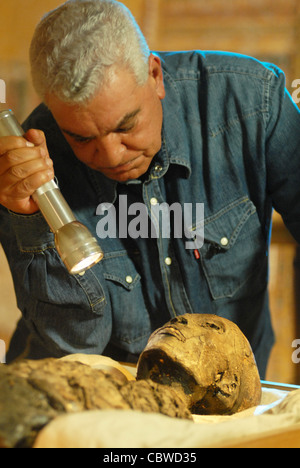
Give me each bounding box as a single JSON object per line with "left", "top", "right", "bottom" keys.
{"left": 2, "top": 51, "right": 300, "bottom": 377}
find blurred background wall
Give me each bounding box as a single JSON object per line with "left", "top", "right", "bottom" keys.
{"left": 1, "top": 0, "right": 300, "bottom": 383}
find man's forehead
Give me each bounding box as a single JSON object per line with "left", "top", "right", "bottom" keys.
{"left": 47, "top": 72, "right": 145, "bottom": 137}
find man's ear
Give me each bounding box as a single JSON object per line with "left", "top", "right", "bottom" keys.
{"left": 148, "top": 53, "right": 166, "bottom": 100}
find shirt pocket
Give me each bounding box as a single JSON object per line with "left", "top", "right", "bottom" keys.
{"left": 199, "top": 196, "right": 268, "bottom": 300}
{"left": 102, "top": 250, "right": 151, "bottom": 350}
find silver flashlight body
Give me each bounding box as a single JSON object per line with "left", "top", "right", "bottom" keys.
{"left": 0, "top": 109, "right": 103, "bottom": 274}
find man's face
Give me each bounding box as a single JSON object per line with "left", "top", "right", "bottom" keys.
{"left": 47, "top": 55, "right": 166, "bottom": 182}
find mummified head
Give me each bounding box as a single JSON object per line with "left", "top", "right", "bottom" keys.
{"left": 137, "top": 314, "right": 261, "bottom": 415}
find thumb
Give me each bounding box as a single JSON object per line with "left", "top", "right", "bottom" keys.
{"left": 24, "top": 128, "right": 50, "bottom": 159}
{"left": 24, "top": 128, "right": 47, "bottom": 148}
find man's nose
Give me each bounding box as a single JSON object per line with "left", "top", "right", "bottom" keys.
{"left": 96, "top": 133, "right": 126, "bottom": 166}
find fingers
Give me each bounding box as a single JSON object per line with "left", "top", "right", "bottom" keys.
{"left": 0, "top": 156, "right": 53, "bottom": 189}
{"left": 24, "top": 128, "right": 47, "bottom": 146}
{"left": 0, "top": 135, "right": 33, "bottom": 156}
{"left": 0, "top": 142, "right": 51, "bottom": 175}
{"left": 0, "top": 130, "right": 55, "bottom": 214}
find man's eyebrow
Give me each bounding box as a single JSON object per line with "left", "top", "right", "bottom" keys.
{"left": 61, "top": 129, "right": 95, "bottom": 140}
{"left": 61, "top": 108, "right": 141, "bottom": 140}
{"left": 113, "top": 108, "right": 141, "bottom": 131}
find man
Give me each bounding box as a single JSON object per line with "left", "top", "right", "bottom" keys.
{"left": 1, "top": 0, "right": 300, "bottom": 377}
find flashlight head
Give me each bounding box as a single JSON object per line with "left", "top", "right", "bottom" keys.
{"left": 55, "top": 221, "right": 103, "bottom": 275}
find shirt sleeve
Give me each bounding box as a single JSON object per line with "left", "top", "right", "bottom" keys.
{"left": 0, "top": 104, "right": 114, "bottom": 358}
{"left": 0, "top": 204, "right": 112, "bottom": 358}
{"left": 265, "top": 65, "right": 300, "bottom": 243}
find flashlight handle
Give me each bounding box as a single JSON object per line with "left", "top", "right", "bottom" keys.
{"left": 0, "top": 109, "right": 76, "bottom": 233}
{"left": 33, "top": 181, "right": 76, "bottom": 233}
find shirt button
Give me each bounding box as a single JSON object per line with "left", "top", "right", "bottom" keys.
{"left": 220, "top": 237, "right": 229, "bottom": 247}
{"left": 165, "top": 257, "right": 172, "bottom": 266}
{"left": 154, "top": 164, "right": 163, "bottom": 173}
{"left": 126, "top": 275, "right": 133, "bottom": 284}
{"left": 150, "top": 197, "right": 158, "bottom": 206}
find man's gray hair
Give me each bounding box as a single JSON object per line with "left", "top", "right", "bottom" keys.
{"left": 30, "top": 0, "right": 151, "bottom": 104}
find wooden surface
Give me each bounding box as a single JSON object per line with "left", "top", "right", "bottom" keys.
{"left": 266, "top": 213, "right": 300, "bottom": 385}
{"left": 221, "top": 424, "right": 300, "bottom": 448}
{"left": 132, "top": 0, "right": 300, "bottom": 91}
{"left": 261, "top": 380, "right": 300, "bottom": 392}
{"left": 0, "top": 246, "right": 21, "bottom": 355}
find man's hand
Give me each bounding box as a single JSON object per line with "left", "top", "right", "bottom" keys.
{"left": 0, "top": 129, "right": 54, "bottom": 214}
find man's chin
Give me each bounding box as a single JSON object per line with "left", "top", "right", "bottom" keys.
{"left": 101, "top": 160, "right": 153, "bottom": 182}
{"left": 105, "top": 168, "right": 145, "bottom": 182}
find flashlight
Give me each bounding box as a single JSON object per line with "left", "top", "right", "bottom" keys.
{"left": 0, "top": 109, "right": 103, "bottom": 275}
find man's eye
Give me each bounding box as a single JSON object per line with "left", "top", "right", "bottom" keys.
{"left": 115, "top": 124, "right": 135, "bottom": 134}
{"left": 74, "top": 136, "right": 94, "bottom": 144}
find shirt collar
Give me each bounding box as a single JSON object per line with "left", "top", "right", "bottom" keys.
{"left": 160, "top": 64, "right": 192, "bottom": 178}
{"left": 87, "top": 167, "right": 118, "bottom": 204}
